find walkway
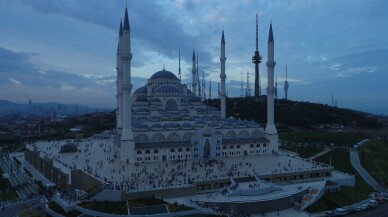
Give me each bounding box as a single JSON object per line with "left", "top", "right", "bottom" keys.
{"left": 308, "top": 147, "right": 332, "bottom": 161}
{"left": 349, "top": 148, "right": 385, "bottom": 192}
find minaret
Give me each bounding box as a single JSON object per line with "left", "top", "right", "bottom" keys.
{"left": 252, "top": 13, "right": 262, "bottom": 98}
{"left": 220, "top": 30, "right": 226, "bottom": 119}
{"left": 120, "top": 7, "right": 135, "bottom": 163}
{"left": 275, "top": 77, "right": 278, "bottom": 99}
{"left": 284, "top": 64, "right": 289, "bottom": 100}
{"left": 240, "top": 72, "right": 244, "bottom": 98}
{"left": 202, "top": 69, "right": 206, "bottom": 100}
{"left": 265, "top": 22, "right": 278, "bottom": 153}
{"left": 245, "top": 72, "right": 251, "bottom": 97}
{"left": 178, "top": 49, "right": 181, "bottom": 81}
{"left": 196, "top": 53, "right": 201, "bottom": 98}
{"left": 209, "top": 79, "right": 212, "bottom": 99}
{"left": 116, "top": 21, "right": 123, "bottom": 136}
{"left": 192, "top": 50, "right": 197, "bottom": 96}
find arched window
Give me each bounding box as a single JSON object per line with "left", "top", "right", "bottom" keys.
{"left": 237, "top": 145, "right": 241, "bottom": 149}
{"left": 263, "top": 143, "right": 267, "bottom": 147}
{"left": 256, "top": 144, "right": 260, "bottom": 147}
{"left": 165, "top": 99, "right": 178, "bottom": 111}
{"left": 167, "top": 132, "right": 181, "bottom": 141}
{"left": 185, "top": 147, "right": 190, "bottom": 152}
{"left": 151, "top": 133, "right": 166, "bottom": 142}
{"left": 137, "top": 150, "right": 142, "bottom": 155}
{"left": 145, "top": 149, "right": 150, "bottom": 154}
{"left": 154, "top": 149, "right": 159, "bottom": 154}
{"left": 230, "top": 145, "right": 234, "bottom": 149}
{"left": 178, "top": 148, "right": 182, "bottom": 152}
{"left": 170, "top": 148, "right": 175, "bottom": 152}
{"left": 250, "top": 144, "right": 254, "bottom": 148}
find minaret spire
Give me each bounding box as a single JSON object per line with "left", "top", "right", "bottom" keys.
{"left": 240, "top": 72, "right": 244, "bottom": 98}
{"left": 123, "top": 7, "right": 130, "bottom": 31}
{"left": 253, "top": 13, "right": 262, "bottom": 98}
{"left": 220, "top": 29, "right": 226, "bottom": 118}
{"left": 265, "top": 21, "right": 278, "bottom": 153}
{"left": 209, "top": 79, "right": 212, "bottom": 99}
{"left": 245, "top": 72, "right": 251, "bottom": 97}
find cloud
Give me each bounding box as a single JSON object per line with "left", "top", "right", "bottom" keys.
{"left": 0, "top": 47, "right": 116, "bottom": 106}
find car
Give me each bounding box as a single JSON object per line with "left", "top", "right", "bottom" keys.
{"left": 325, "top": 211, "right": 336, "bottom": 217}
{"left": 355, "top": 204, "right": 368, "bottom": 212}
{"left": 354, "top": 205, "right": 363, "bottom": 212}
{"left": 335, "top": 208, "right": 348, "bottom": 216}
{"left": 369, "top": 199, "right": 378, "bottom": 208}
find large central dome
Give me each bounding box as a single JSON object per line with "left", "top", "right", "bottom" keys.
{"left": 150, "top": 70, "right": 178, "bottom": 80}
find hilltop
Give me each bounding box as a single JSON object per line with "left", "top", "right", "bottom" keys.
{"left": 206, "top": 97, "right": 381, "bottom": 130}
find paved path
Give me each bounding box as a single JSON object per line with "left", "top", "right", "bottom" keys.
{"left": 349, "top": 148, "right": 384, "bottom": 192}
{"left": 308, "top": 147, "right": 332, "bottom": 161}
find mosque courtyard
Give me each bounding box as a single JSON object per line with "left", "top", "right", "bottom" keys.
{"left": 25, "top": 131, "right": 337, "bottom": 192}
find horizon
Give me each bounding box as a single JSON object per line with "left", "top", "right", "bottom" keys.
{"left": 1, "top": 1, "right": 387, "bottom": 115}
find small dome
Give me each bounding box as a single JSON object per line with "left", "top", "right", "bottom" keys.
{"left": 154, "top": 84, "right": 181, "bottom": 94}
{"left": 165, "top": 123, "right": 179, "bottom": 130}
{"left": 135, "top": 97, "right": 148, "bottom": 102}
{"left": 151, "top": 98, "right": 161, "bottom": 102}
{"left": 181, "top": 122, "right": 193, "bottom": 129}
{"left": 134, "top": 86, "right": 147, "bottom": 94}
{"left": 133, "top": 121, "right": 148, "bottom": 130}
{"left": 151, "top": 123, "right": 163, "bottom": 130}
{"left": 136, "top": 107, "right": 149, "bottom": 113}
{"left": 150, "top": 70, "right": 178, "bottom": 80}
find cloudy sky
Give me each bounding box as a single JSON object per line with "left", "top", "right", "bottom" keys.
{"left": 0, "top": 0, "right": 387, "bottom": 114}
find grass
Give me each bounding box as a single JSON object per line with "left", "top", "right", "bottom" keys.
{"left": 359, "top": 140, "right": 388, "bottom": 184}
{"left": 79, "top": 201, "right": 128, "bottom": 215}
{"left": 306, "top": 148, "right": 373, "bottom": 212}
{"left": 0, "top": 167, "right": 19, "bottom": 201}
{"left": 280, "top": 131, "right": 369, "bottom": 148}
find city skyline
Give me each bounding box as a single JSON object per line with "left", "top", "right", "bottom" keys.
{"left": 0, "top": 0, "right": 387, "bottom": 114}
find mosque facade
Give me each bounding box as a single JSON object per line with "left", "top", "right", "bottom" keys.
{"left": 116, "top": 8, "right": 278, "bottom": 164}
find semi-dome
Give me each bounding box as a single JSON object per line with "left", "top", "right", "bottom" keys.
{"left": 150, "top": 70, "right": 178, "bottom": 80}
{"left": 135, "top": 97, "right": 148, "bottom": 102}
{"left": 153, "top": 84, "right": 181, "bottom": 94}
{"left": 134, "top": 86, "right": 147, "bottom": 94}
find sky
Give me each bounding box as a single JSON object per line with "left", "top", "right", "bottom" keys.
{"left": 0, "top": 0, "right": 387, "bottom": 115}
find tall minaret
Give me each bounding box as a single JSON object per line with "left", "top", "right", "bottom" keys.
{"left": 245, "top": 72, "right": 251, "bottom": 97}
{"left": 265, "top": 22, "right": 278, "bottom": 153}
{"left": 240, "top": 72, "right": 244, "bottom": 98}
{"left": 120, "top": 7, "right": 135, "bottom": 163}
{"left": 275, "top": 76, "right": 278, "bottom": 99}
{"left": 220, "top": 30, "right": 226, "bottom": 119}
{"left": 209, "top": 79, "right": 212, "bottom": 99}
{"left": 116, "top": 21, "right": 123, "bottom": 135}
{"left": 284, "top": 64, "right": 289, "bottom": 100}
{"left": 192, "top": 50, "right": 197, "bottom": 96}
{"left": 253, "top": 13, "right": 262, "bottom": 98}
{"left": 178, "top": 49, "right": 181, "bottom": 81}
{"left": 196, "top": 53, "right": 201, "bottom": 97}
{"left": 202, "top": 69, "right": 206, "bottom": 100}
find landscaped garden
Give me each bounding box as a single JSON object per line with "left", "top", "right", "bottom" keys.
{"left": 280, "top": 131, "right": 369, "bottom": 148}
{"left": 359, "top": 140, "right": 388, "bottom": 185}
{"left": 306, "top": 148, "right": 373, "bottom": 212}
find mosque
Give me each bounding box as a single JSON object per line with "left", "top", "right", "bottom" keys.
{"left": 116, "top": 7, "right": 278, "bottom": 164}
{"left": 23, "top": 9, "right": 342, "bottom": 213}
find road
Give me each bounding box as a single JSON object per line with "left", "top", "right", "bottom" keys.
{"left": 349, "top": 148, "right": 384, "bottom": 192}
{"left": 348, "top": 202, "right": 388, "bottom": 217}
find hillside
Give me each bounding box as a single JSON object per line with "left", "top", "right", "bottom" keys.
{"left": 206, "top": 97, "right": 381, "bottom": 129}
